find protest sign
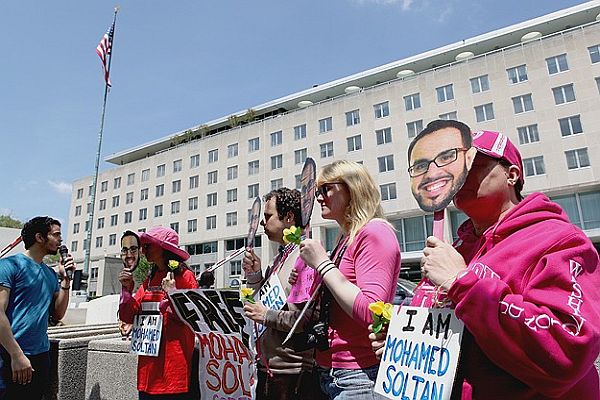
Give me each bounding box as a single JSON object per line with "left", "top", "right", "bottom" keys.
{"left": 375, "top": 306, "right": 464, "bottom": 400}
{"left": 169, "top": 289, "right": 256, "bottom": 400}
{"left": 130, "top": 314, "right": 162, "bottom": 357}
{"left": 255, "top": 273, "right": 287, "bottom": 337}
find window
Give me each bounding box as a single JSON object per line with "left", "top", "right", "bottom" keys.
{"left": 559, "top": 115, "right": 583, "bottom": 137}
{"left": 190, "top": 154, "right": 200, "bottom": 168}
{"left": 439, "top": 111, "right": 457, "bottom": 120}
{"left": 406, "top": 120, "right": 423, "bottom": 139}
{"left": 227, "top": 189, "right": 238, "bottom": 203}
{"left": 378, "top": 155, "right": 395, "bottom": 172}
{"left": 126, "top": 192, "right": 133, "bottom": 204}
{"left": 271, "top": 178, "right": 283, "bottom": 190}
{"left": 172, "top": 180, "right": 181, "bottom": 193}
{"left": 248, "top": 184, "right": 259, "bottom": 199}
{"left": 73, "top": 223, "right": 80, "bottom": 234}
{"left": 551, "top": 191, "right": 600, "bottom": 230}
{"left": 206, "top": 216, "right": 216, "bottom": 230}
{"left": 139, "top": 208, "right": 147, "bottom": 221}
{"left": 140, "top": 188, "right": 148, "bottom": 201}
{"left": 470, "top": 75, "right": 489, "bottom": 93}
{"left": 523, "top": 156, "right": 546, "bottom": 177}
{"left": 226, "top": 212, "right": 238, "bottom": 227}
{"left": 404, "top": 93, "right": 421, "bottom": 111}
{"left": 75, "top": 205, "right": 81, "bottom": 216}
{"left": 227, "top": 143, "right": 238, "bottom": 158}
{"left": 208, "top": 149, "right": 218, "bottom": 163}
{"left": 113, "top": 177, "right": 121, "bottom": 189}
{"left": 112, "top": 195, "right": 120, "bottom": 208}
{"left": 173, "top": 159, "right": 182, "bottom": 173}
{"left": 517, "top": 124, "right": 540, "bottom": 144}
{"left": 188, "top": 197, "right": 198, "bottom": 211}
{"left": 346, "top": 135, "right": 362, "bottom": 152}
{"left": 507, "top": 65, "right": 528, "bottom": 84}
{"left": 100, "top": 181, "right": 108, "bottom": 192}
{"left": 230, "top": 260, "right": 242, "bottom": 276}
{"left": 565, "top": 148, "right": 590, "bottom": 170}
{"left": 170, "top": 222, "right": 179, "bottom": 233}
{"left": 546, "top": 54, "right": 569, "bottom": 75}
{"left": 376, "top": 128, "right": 392, "bottom": 145}
{"left": 227, "top": 166, "right": 238, "bottom": 180}
{"left": 95, "top": 236, "right": 103, "bottom": 248}
{"left": 512, "top": 94, "right": 534, "bottom": 114}
{"left": 589, "top": 45, "right": 600, "bottom": 64}
{"left": 188, "top": 219, "right": 198, "bottom": 233}
{"left": 319, "top": 117, "right": 332, "bottom": 133}
{"left": 390, "top": 215, "right": 434, "bottom": 252}
{"left": 127, "top": 173, "right": 135, "bottom": 186}
{"left": 155, "top": 184, "right": 164, "bottom": 197}
{"left": 436, "top": 84, "right": 454, "bottom": 102}
{"left": 99, "top": 199, "right": 106, "bottom": 210}
{"left": 87, "top": 203, "right": 93, "bottom": 213}
{"left": 109, "top": 234, "right": 117, "bottom": 246}
{"left": 552, "top": 84, "right": 576, "bottom": 105}
{"left": 189, "top": 175, "right": 199, "bottom": 189}
{"left": 141, "top": 169, "right": 150, "bottom": 182}
{"left": 271, "top": 155, "right": 283, "bottom": 170}
{"left": 320, "top": 142, "right": 334, "bottom": 158}
{"left": 88, "top": 185, "right": 93, "bottom": 196}
{"left": 171, "top": 201, "right": 180, "bottom": 214}
{"left": 97, "top": 218, "right": 104, "bottom": 229}
{"left": 110, "top": 214, "right": 118, "bottom": 226}
{"left": 295, "top": 174, "right": 302, "bottom": 190}
{"left": 207, "top": 171, "right": 218, "bottom": 185}
{"left": 294, "top": 124, "right": 306, "bottom": 140}
{"left": 294, "top": 148, "right": 307, "bottom": 164}
{"left": 154, "top": 205, "right": 163, "bottom": 218}
{"left": 270, "top": 131, "right": 282, "bottom": 147}
{"left": 596, "top": 77, "right": 600, "bottom": 94}
{"left": 345, "top": 109, "right": 360, "bottom": 126}
{"left": 474, "top": 103, "right": 495, "bottom": 122}
{"left": 207, "top": 192, "right": 217, "bottom": 207}
{"left": 380, "top": 183, "right": 397, "bottom": 201}
{"left": 373, "top": 102, "right": 389, "bottom": 118}
{"left": 76, "top": 188, "right": 84, "bottom": 199}
{"left": 71, "top": 241, "right": 78, "bottom": 252}
{"left": 156, "top": 164, "right": 165, "bottom": 177}
{"left": 248, "top": 160, "right": 260, "bottom": 175}
{"left": 125, "top": 211, "right": 132, "bottom": 224}
{"left": 248, "top": 137, "right": 260, "bottom": 152}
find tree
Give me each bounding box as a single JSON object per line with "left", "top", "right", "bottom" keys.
{"left": 0, "top": 215, "right": 23, "bottom": 229}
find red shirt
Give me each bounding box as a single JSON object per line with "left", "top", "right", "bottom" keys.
{"left": 119, "top": 268, "right": 198, "bottom": 394}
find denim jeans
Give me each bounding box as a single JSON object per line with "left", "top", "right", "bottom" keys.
{"left": 318, "top": 365, "right": 386, "bottom": 400}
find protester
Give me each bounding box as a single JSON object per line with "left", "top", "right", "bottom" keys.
{"left": 371, "top": 122, "right": 600, "bottom": 398}
{"left": 242, "top": 187, "right": 324, "bottom": 400}
{"left": 118, "top": 228, "right": 198, "bottom": 399}
{"left": 0, "top": 216, "right": 74, "bottom": 399}
{"left": 197, "top": 270, "right": 215, "bottom": 289}
{"left": 299, "top": 160, "right": 401, "bottom": 399}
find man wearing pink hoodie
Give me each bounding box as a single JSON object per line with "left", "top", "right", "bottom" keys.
{"left": 374, "top": 121, "right": 600, "bottom": 399}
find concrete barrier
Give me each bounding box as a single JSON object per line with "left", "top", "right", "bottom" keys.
{"left": 85, "top": 338, "right": 138, "bottom": 400}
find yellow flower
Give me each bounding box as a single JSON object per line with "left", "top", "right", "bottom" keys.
{"left": 240, "top": 287, "right": 256, "bottom": 303}
{"left": 282, "top": 225, "right": 302, "bottom": 245}
{"left": 168, "top": 260, "right": 180, "bottom": 270}
{"left": 369, "top": 301, "right": 386, "bottom": 316}
{"left": 369, "top": 300, "right": 393, "bottom": 334}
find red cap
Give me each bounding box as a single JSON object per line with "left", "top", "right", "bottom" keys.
{"left": 471, "top": 130, "right": 525, "bottom": 185}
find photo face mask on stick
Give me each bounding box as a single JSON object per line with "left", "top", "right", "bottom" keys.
{"left": 300, "top": 157, "right": 317, "bottom": 229}
{"left": 246, "top": 196, "right": 262, "bottom": 247}
{"left": 121, "top": 235, "right": 140, "bottom": 272}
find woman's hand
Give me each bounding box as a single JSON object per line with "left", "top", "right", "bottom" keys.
{"left": 118, "top": 268, "right": 134, "bottom": 292}
{"left": 162, "top": 272, "right": 176, "bottom": 293}
{"left": 299, "top": 238, "right": 329, "bottom": 269}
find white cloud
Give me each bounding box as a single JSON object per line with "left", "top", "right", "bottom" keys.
{"left": 354, "top": 0, "right": 414, "bottom": 10}
{"left": 48, "top": 180, "right": 72, "bottom": 195}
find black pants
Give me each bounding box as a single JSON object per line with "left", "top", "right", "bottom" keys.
{"left": 257, "top": 369, "right": 328, "bottom": 400}
{"left": 0, "top": 351, "right": 50, "bottom": 400}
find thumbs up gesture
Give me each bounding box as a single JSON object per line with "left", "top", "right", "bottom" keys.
{"left": 162, "top": 271, "right": 176, "bottom": 293}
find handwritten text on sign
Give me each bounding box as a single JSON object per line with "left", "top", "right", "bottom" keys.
{"left": 169, "top": 289, "right": 256, "bottom": 400}
{"left": 375, "top": 306, "right": 464, "bottom": 400}
{"left": 256, "top": 274, "right": 287, "bottom": 337}
{"left": 130, "top": 314, "right": 163, "bottom": 357}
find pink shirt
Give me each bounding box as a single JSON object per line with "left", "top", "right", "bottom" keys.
{"left": 316, "top": 219, "right": 401, "bottom": 369}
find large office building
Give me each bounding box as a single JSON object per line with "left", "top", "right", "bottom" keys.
{"left": 68, "top": 2, "right": 600, "bottom": 296}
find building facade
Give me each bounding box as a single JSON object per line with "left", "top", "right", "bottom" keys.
{"left": 68, "top": 2, "right": 600, "bottom": 295}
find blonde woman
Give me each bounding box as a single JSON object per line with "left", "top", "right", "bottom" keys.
{"left": 299, "top": 160, "right": 401, "bottom": 399}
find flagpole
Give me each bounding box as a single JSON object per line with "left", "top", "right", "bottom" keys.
{"left": 83, "top": 7, "right": 119, "bottom": 278}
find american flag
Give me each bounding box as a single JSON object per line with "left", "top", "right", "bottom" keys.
{"left": 96, "top": 23, "right": 114, "bottom": 87}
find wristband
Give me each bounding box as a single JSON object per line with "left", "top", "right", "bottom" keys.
{"left": 320, "top": 264, "right": 336, "bottom": 278}
{"left": 315, "top": 259, "right": 331, "bottom": 271}
{"left": 317, "top": 261, "right": 334, "bottom": 274}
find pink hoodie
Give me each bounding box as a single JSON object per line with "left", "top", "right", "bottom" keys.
{"left": 439, "top": 192, "right": 600, "bottom": 399}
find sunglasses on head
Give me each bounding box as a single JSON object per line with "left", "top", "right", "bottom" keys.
{"left": 315, "top": 182, "right": 345, "bottom": 198}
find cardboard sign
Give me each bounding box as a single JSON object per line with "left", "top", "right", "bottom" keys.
{"left": 287, "top": 257, "right": 319, "bottom": 304}
{"left": 130, "top": 314, "right": 163, "bottom": 357}
{"left": 375, "top": 306, "right": 464, "bottom": 400}
{"left": 169, "top": 289, "right": 256, "bottom": 400}
{"left": 255, "top": 274, "right": 287, "bottom": 337}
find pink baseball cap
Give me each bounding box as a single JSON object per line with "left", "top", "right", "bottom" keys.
{"left": 471, "top": 130, "right": 525, "bottom": 185}
{"left": 139, "top": 226, "right": 190, "bottom": 261}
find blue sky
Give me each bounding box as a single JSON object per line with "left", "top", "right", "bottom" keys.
{"left": 0, "top": 0, "right": 586, "bottom": 226}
